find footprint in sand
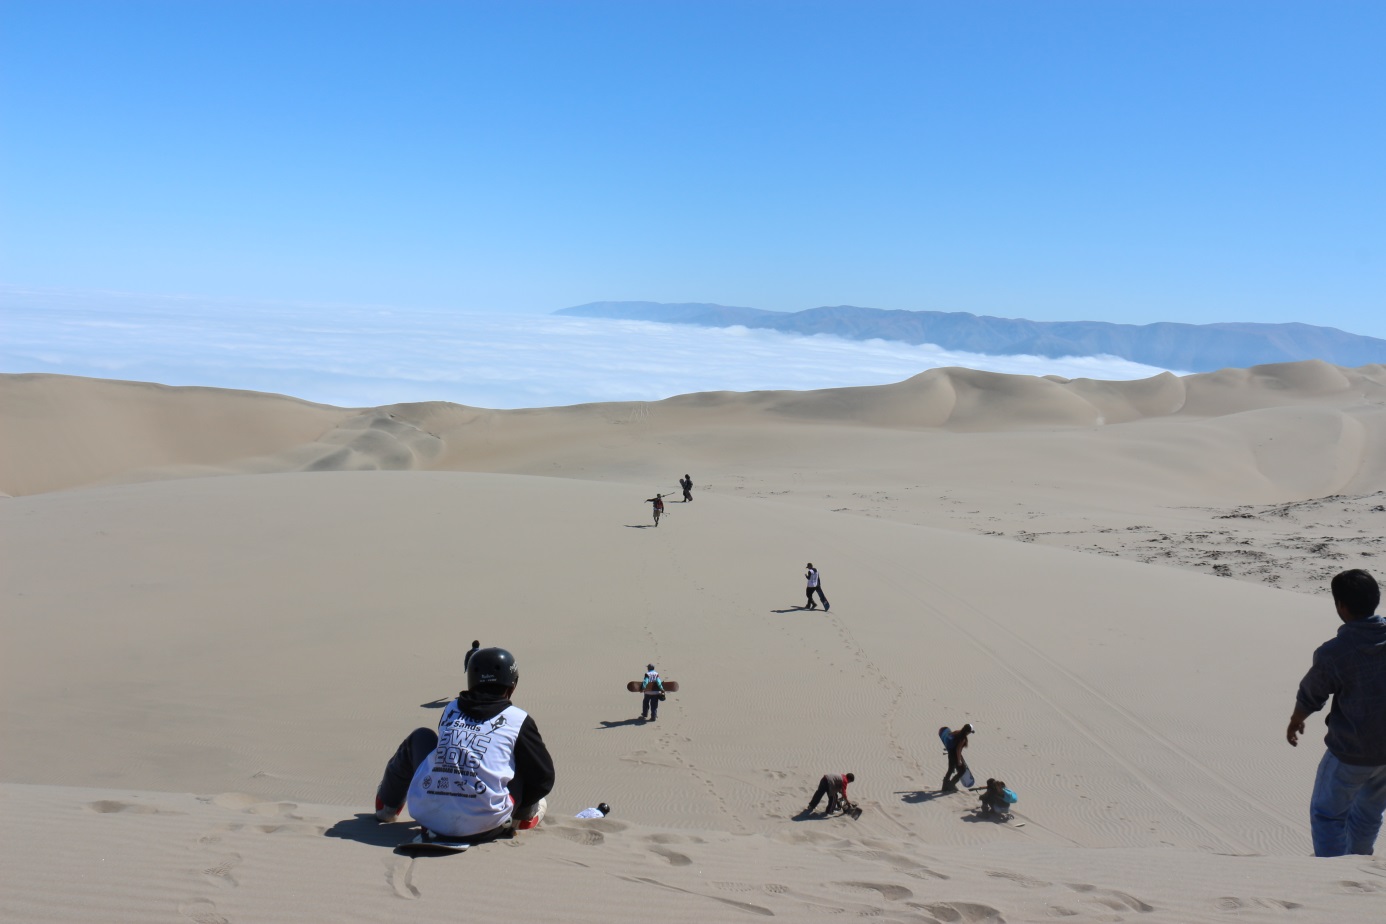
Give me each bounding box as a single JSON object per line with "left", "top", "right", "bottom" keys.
{"left": 386, "top": 857, "right": 420, "bottom": 899}
{"left": 907, "top": 900, "right": 1005, "bottom": 922}
{"left": 86, "top": 799, "right": 176, "bottom": 815}
{"left": 1065, "top": 883, "right": 1155, "bottom": 912}
{"left": 649, "top": 845, "right": 692, "bottom": 866}
{"left": 201, "top": 854, "right": 241, "bottom": 888}
{"left": 1213, "top": 896, "right": 1302, "bottom": 911}
{"left": 831, "top": 881, "right": 913, "bottom": 901}
{"left": 547, "top": 824, "right": 605, "bottom": 846}
{"left": 1336, "top": 880, "right": 1381, "bottom": 893}
{"left": 178, "top": 899, "right": 229, "bottom": 924}
{"left": 987, "top": 869, "right": 1052, "bottom": 888}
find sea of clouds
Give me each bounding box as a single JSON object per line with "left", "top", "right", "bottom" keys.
{"left": 0, "top": 289, "right": 1177, "bottom": 409}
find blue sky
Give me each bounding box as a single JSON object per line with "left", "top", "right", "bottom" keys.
{"left": 2, "top": 0, "right": 1382, "bottom": 340}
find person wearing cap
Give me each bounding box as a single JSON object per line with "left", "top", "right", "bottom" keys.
{"left": 575, "top": 803, "right": 611, "bottom": 819}
{"left": 942, "top": 723, "right": 974, "bottom": 793}
{"left": 804, "top": 563, "right": 829, "bottom": 611}
{"left": 805, "top": 772, "right": 855, "bottom": 815}
{"left": 374, "top": 646, "right": 555, "bottom": 843}
{"left": 640, "top": 664, "right": 665, "bottom": 721}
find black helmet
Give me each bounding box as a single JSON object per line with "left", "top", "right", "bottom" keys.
{"left": 467, "top": 647, "right": 519, "bottom": 691}
{"left": 597, "top": 802, "right": 611, "bottom": 816}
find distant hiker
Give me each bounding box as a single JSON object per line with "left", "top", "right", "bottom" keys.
{"left": 640, "top": 664, "right": 665, "bottom": 721}
{"left": 1286, "top": 569, "right": 1386, "bottom": 857}
{"left": 463, "top": 640, "right": 481, "bottom": 671}
{"left": 805, "top": 772, "right": 855, "bottom": 815}
{"left": 979, "top": 778, "right": 1015, "bottom": 816}
{"left": 375, "top": 647, "right": 555, "bottom": 843}
{"left": 941, "top": 723, "right": 974, "bottom": 792}
{"left": 575, "top": 803, "right": 611, "bottom": 819}
{"left": 646, "top": 493, "right": 666, "bottom": 527}
{"left": 804, "top": 563, "right": 829, "bottom": 611}
{"left": 680, "top": 474, "right": 693, "bottom": 502}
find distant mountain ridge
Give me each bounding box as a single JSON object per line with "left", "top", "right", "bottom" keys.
{"left": 555, "top": 301, "right": 1386, "bottom": 373}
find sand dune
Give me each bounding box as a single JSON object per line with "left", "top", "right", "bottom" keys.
{"left": 2, "top": 364, "right": 1385, "bottom": 922}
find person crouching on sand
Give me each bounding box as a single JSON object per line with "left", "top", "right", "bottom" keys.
{"left": 979, "top": 778, "right": 1009, "bottom": 815}
{"left": 374, "top": 647, "right": 555, "bottom": 844}
{"left": 805, "top": 772, "right": 854, "bottom": 815}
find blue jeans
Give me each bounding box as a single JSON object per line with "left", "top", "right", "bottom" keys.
{"left": 1310, "top": 750, "right": 1386, "bottom": 857}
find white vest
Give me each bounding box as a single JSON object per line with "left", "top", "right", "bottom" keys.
{"left": 407, "top": 700, "right": 528, "bottom": 838}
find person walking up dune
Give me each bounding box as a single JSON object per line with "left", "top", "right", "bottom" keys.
{"left": 804, "top": 563, "right": 829, "bottom": 611}
{"left": 941, "top": 723, "right": 974, "bottom": 793}
{"left": 640, "top": 664, "right": 665, "bottom": 721}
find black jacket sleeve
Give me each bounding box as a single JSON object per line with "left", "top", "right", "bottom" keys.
{"left": 511, "top": 715, "right": 556, "bottom": 810}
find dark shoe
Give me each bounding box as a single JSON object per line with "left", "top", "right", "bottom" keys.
{"left": 824, "top": 604, "right": 830, "bottom": 612}
{"left": 942, "top": 785, "right": 957, "bottom": 793}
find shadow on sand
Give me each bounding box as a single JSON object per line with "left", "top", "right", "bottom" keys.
{"left": 324, "top": 813, "right": 417, "bottom": 848}
{"left": 597, "top": 717, "right": 649, "bottom": 729}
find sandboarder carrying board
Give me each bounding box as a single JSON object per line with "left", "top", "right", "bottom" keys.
{"left": 639, "top": 664, "right": 666, "bottom": 721}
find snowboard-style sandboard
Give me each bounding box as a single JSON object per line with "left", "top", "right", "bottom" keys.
{"left": 960, "top": 769, "right": 975, "bottom": 789}
{"left": 395, "top": 834, "right": 471, "bottom": 856}
{"left": 627, "top": 680, "right": 679, "bottom": 692}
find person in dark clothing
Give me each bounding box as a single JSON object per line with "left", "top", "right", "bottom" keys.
{"left": 1286, "top": 569, "right": 1386, "bottom": 857}
{"left": 979, "top": 778, "right": 1010, "bottom": 816}
{"left": 942, "top": 723, "right": 974, "bottom": 792}
{"left": 463, "top": 640, "right": 480, "bottom": 671}
{"left": 680, "top": 474, "right": 693, "bottom": 502}
{"left": 805, "top": 772, "right": 855, "bottom": 815}
{"left": 375, "top": 647, "right": 555, "bottom": 842}
{"left": 805, "top": 563, "right": 829, "bottom": 611}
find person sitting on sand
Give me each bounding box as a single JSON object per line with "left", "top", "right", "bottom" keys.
{"left": 979, "top": 778, "right": 1011, "bottom": 815}
{"left": 575, "top": 803, "right": 611, "bottom": 819}
{"left": 374, "top": 647, "right": 555, "bottom": 843}
{"left": 942, "top": 723, "right": 974, "bottom": 792}
{"left": 805, "top": 772, "right": 855, "bottom": 815}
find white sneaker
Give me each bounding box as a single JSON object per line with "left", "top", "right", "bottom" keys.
{"left": 375, "top": 793, "right": 404, "bottom": 823}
